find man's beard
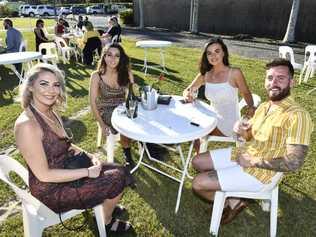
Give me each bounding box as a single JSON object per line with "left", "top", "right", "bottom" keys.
{"left": 267, "top": 85, "right": 291, "bottom": 101}
{"left": 4, "top": 24, "right": 8, "bottom": 30}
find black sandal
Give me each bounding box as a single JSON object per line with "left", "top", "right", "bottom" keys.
{"left": 105, "top": 218, "right": 132, "bottom": 233}
{"left": 112, "top": 204, "right": 126, "bottom": 218}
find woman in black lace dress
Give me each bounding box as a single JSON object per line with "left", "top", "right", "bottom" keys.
{"left": 14, "top": 63, "right": 134, "bottom": 233}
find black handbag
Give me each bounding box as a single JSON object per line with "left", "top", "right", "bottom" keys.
{"left": 64, "top": 151, "right": 93, "bottom": 188}
{"left": 58, "top": 151, "right": 93, "bottom": 231}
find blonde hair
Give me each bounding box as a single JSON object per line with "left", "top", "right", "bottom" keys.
{"left": 19, "top": 63, "right": 67, "bottom": 110}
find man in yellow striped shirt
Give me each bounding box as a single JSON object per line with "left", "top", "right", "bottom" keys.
{"left": 191, "top": 58, "right": 313, "bottom": 224}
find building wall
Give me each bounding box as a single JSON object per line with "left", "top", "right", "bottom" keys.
{"left": 133, "top": 0, "right": 316, "bottom": 43}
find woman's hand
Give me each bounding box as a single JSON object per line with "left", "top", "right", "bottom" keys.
{"left": 183, "top": 88, "right": 193, "bottom": 102}
{"left": 91, "top": 155, "right": 102, "bottom": 166}
{"left": 101, "top": 124, "right": 110, "bottom": 136}
{"left": 87, "top": 164, "right": 102, "bottom": 178}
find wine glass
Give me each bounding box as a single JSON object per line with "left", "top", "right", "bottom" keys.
{"left": 128, "top": 99, "right": 137, "bottom": 120}
{"left": 190, "top": 87, "right": 198, "bottom": 105}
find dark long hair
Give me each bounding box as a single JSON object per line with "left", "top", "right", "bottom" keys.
{"left": 199, "top": 38, "right": 230, "bottom": 75}
{"left": 97, "top": 43, "right": 130, "bottom": 87}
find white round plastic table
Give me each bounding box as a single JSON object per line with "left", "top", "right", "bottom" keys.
{"left": 135, "top": 40, "right": 172, "bottom": 75}
{"left": 0, "top": 51, "right": 42, "bottom": 84}
{"left": 112, "top": 95, "right": 217, "bottom": 213}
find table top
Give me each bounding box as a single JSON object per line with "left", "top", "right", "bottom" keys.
{"left": 0, "top": 51, "right": 42, "bottom": 65}
{"left": 112, "top": 96, "right": 217, "bottom": 144}
{"left": 136, "top": 40, "right": 172, "bottom": 48}
{"left": 62, "top": 31, "right": 84, "bottom": 39}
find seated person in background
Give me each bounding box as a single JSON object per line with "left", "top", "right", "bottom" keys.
{"left": 90, "top": 43, "right": 136, "bottom": 169}
{"left": 191, "top": 58, "right": 313, "bottom": 224}
{"left": 61, "top": 16, "right": 69, "bottom": 28}
{"left": 54, "top": 18, "right": 65, "bottom": 36}
{"left": 77, "top": 15, "right": 84, "bottom": 30}
{"left": 183, "top": 38, "right": 254, "bottom": 153}
{"left": 15, "top": 63, "right": 134, "bottom": 233}
{"left": 2, "top": 18, "right": 23, "bottom": 71}
{"left": 34, "top": 19, "right": 51, "bottom": 54}
{"left": 101, "top": 16, "right": 121, "bottom": 46}
{"left": 78, "top": 21, "right": 101, "bottom": 65}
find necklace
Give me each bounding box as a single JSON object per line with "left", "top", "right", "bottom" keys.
{"left": 30, "top": 104, "right": 61, "bottom": 127}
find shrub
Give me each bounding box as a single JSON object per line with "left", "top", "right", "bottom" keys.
{"left": 119, "top": 9, "right": 133, "bottom": 25}
{"left": 0, "top": 5, "right": 18, "bottom": 17}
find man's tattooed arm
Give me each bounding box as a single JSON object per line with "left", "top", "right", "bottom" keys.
{"left": 254, "top": 144, "right": 308, "bottom": 172}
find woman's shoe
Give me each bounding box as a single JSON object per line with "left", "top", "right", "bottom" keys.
{"left": 112, "top": 204, "right": 126, "bottom": 218}
{"left": 105, "top": 217, "right": 133, "bottom": 233}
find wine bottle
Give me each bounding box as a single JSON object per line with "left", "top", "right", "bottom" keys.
{"left": 125, "top": 83, "right": 138, "bottom": 118}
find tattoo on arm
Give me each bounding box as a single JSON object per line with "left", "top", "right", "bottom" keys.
{"left": 255, "top": 144, "right": 308, "bottom": 172}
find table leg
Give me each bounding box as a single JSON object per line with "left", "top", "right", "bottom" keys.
{"left": 9, "top": 65, "right": 24, "bottom": 85}
{"left": 160, "top": 48, "right": 169, "bottom": 74}
{"left": 143, "top": 48, "right": 148, "bottom": 75}
{"left": 175, "top": 140, "right": 194, "bottom": 213}
{"left": 131, "top": 141, "right": 145, "bottom": 174}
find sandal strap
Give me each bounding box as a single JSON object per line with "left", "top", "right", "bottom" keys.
{"left": 105, "top": 218, "right": 131, "bottom": 233}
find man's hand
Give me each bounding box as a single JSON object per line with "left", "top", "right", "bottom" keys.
{"left": 237, "top": 152, "right": 258, "bottom": 168}
{"left": 233, "top": 119, "right": 252, "bottom": 141}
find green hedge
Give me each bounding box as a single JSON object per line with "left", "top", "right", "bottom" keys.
{"left": 0, "top": 6, "right": 18, "bottom": 17}
{"left": 119, "top": 9, "right": 133, "bottom": 25}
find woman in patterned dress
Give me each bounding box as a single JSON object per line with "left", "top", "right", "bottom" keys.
{"left": 89, "top": 43, "right": 135, "bottom": 168}
{"left": 14, "top": 63, "right": 134, "bottom": 233}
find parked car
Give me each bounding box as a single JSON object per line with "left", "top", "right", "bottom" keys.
{"left": 19, "top": 4, "right": 37, "bottom": 17}
{"left": 57, "top": 7, "right": 71, "bottom": 16}
{"left": 35, "top": 5, "right": 56, "bottom": 17}
{"left": 86, "top": 5, "right": 104, "bottom": 14}
{"left": 70, "top": 6, "right": 86, "bottom": 15}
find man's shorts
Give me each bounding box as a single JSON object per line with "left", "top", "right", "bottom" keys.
{"left": 211, "top": 148, "right": 265, "bottom": 192}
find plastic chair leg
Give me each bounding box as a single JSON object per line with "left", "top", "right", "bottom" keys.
{"left": 200, "top": 136, "right": 208, "bottom": 153}
{"left": 97, "top": 123, "right": 103, "bottom": 148}
{"left": 22, "top": 205, "right": 44, "bottom": 237}
{"left": 270, "top": 187, "right": 279, "bottom": 237}
{"left": 209, "top": 192, "right": 226, "bottom": 236}
{"left": 93, "top": 205, "right": 107, "bottom": 237}
{"left": 105, "top": 133, "right": 116, "bottom": 163}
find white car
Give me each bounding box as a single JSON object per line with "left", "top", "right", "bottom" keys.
{"left": 35, "top": 5, "right": 56, "bottom": 17}
{"left": 19, "top": 5, "right": 37, "bottom": 17}
{"left": 86, "top": 5, "right": 104, "bottom": 14}
{"left": 58, "top": 7, "right": 71, "bottom": 15}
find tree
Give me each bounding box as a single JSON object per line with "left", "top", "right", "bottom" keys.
{"left": 282, "top": 0, "right": 300, "bottom": 43}
{"left": 189, "top": 0, "right": 199, "bottom": 34}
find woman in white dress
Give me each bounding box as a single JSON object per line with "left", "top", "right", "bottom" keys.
{"left": 183, "top": 38, "right": 255, "bottom": 152}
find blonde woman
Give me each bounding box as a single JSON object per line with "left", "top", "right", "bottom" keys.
{"left": 15, "top": 63, "right": 134, "bottom": 233}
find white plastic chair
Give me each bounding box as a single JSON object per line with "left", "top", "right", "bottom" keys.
{"left": 55, "top": 37, "right": 78, "bottom": 64}
{"left": 19, "top": 40, "right": 27, "bottom": 52}
{"left": 278, "top": 46, "right": 303, "bottom": 71}
{"left": 38, "top": 42, "right": 59, "bottom": 66}
{"left": 299, "top": 45, "right": 316, "bottom": 84}
{"left": 209, "top": 172, "right": 283, "bottom": 237}
{"left": 200, "top": 94, "right": 261, "bottom": 152}
{"left": 0, "top": 155, "right": 106, "bottom": 237}
{"left": 96, "top": 123, "right": 120, "bottom": 162}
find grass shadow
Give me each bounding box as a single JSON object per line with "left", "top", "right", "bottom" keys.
{"left": 0, "top": 66, "right": 19, "bottom": 106}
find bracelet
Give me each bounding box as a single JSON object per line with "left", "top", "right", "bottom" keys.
{"left": 87, "top": 168, "right": 90, "bottom": 178}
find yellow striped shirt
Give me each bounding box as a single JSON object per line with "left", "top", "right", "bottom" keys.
{"left": 231, "top": 96, "right": 313, "bottom": 184}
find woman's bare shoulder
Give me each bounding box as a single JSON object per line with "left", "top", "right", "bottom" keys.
{"left": 15, "top": 110, "right": 40, "bottom": 135}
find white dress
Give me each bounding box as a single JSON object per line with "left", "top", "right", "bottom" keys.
{"left": 204, "top": 69, "right": 239, "bottom": 136}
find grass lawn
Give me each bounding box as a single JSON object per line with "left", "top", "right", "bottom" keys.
{"left": 0, "top": 18, "right": 315, "bottom": 237}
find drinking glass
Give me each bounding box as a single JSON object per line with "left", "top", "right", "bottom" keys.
{"left": 128, "top": 99, "right": 137, "bottom": 120}
{"left": 235, "top": 116, "right": 250, "bottom": 146}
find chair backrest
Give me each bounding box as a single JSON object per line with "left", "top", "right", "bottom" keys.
{"left": 279, "top": 46, "right": 296, "bottom": 64}
{"left": 111, "top": 34, "right": 121, "bottom": 43}
{"left": 38, "top": 42, "right": 58, "bottom": 56}
{"left": 19, "top": 40, "right": 27, "bottom": 52}
{"left": 304, "top": 45, "right": 316, "bottom": 64}
{"left": 0, "top": 155, "right": 56, "bottom": 217}
{"left": 54, "top": 37, "right": 68, "bottom": 55}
